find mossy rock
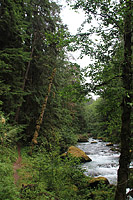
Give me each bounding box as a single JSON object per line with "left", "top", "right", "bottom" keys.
{"left": 97, "top": 137, "right": 103, "bottom": 140}
{"left": 87, "top": 177, "right": 110, "bottom": 188}
{"left": 91, "top": 141, "right": 97, "bottom": 144}
{"left": 66, "top": 146, "right": 92, "bottom": 162}
{"left": 78, "top": 134, "right": 88, "bottom": 142}
{"left": 110, "top": 147, "right": 120, "bottom": 152}
{"left": 106, "top": 143, "right": 113, "bottom": 147}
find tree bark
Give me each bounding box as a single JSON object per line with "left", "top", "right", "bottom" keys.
{"left": 31, "top": 68, "right": 56, "bottom": 152}
{"left": 115, "top": 0, "right": 132, "bottom": 199}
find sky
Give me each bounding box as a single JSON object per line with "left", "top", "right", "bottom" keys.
{"left": 60, "top": 2, "right": 91, "bottom": 68}
{"left": 59, "top": 1, "right": 99, "bottom": 100}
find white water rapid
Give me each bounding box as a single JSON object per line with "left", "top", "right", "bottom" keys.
{"left": 77, "top": 137, "right": 133, "bottom": 199}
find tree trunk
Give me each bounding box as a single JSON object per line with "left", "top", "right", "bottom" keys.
{"left": 115, "top": 1, "right": 132, "bottom": 199}
{"left": 31, "top": 68, "right": 56, "bottom": 152}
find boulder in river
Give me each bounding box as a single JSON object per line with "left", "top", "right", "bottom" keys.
{"left": 91, "top": 141, "right": 97, "bottom": 144}
{"left": 97, "top": 137, "right": 103, "bottom": 140}
{"left": 87, "top": 177, "right": 110, "bottom": 188}
{"left": 62, "top": 146, "right": 92, "bottom": 162}
{"left": 106, "top": 143, "right": 113, "bottom": 147}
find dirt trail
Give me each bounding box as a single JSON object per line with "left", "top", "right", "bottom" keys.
{"left": 13, "top": 144, "right": 22, "bottom": 184}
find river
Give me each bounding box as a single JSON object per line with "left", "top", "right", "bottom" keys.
{"left": 77, "top": 137, "right": 133, "bottom": 198}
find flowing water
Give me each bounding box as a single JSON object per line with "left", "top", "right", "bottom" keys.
{"left": 77, "top": 138, "right": 133, "bottom": 198}
{"left": 77, "top": 138, "right": 120, "bottom": 184}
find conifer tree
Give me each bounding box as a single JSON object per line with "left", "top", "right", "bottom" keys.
{"left": 0, "top": 0, "right": 30, "bottom": 121}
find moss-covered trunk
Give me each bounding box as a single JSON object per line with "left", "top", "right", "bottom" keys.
{"left": 31, "top": 68, "right": 56, "bottom": 150}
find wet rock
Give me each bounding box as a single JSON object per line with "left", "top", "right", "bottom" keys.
{"left": 106, "top": 143, "right": 113, "bottom": 147}
{"left": 87, "top": 177, "right": 110, "bottom": 188}
{"left": 63, "top": 146, "right": 92, "bottom": 162}
{"left": 110, "top": 147, "right": 120, "bottom": 152}
{"left": 78, "top": 134, "right": 88, "bottom": 142}
{"left": 85, "top": 152, "right": 90, "bottom": 154}
{"left": 91, "top": 141, "right": 97, "bottom": 144}
{"left": 97, "top": 137, "right": 103, "bottom": 140}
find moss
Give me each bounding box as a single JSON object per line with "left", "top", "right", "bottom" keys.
{"left": 67, "top": 146, "right": 92, "bottom": 162}
{"left": 87, "top": 177, "right": 110, "bottom": 188}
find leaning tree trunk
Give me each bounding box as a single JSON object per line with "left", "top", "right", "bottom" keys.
{"left": 115, "top": 0, "right": 132, "bottom": 199}
{"left": 31, "top": 68, "right": 56, "bottom": 152}
{"left": 15, "top": 32, "right": 37, "bottom": 122}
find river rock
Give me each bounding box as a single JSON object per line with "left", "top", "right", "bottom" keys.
{"left": 97, "top": 137, "right": 103, "bottom": 140}
{"left": 91, "top": 141, "right": 97, "bottom": 144}
{"left": 87, "top": 177, "right": 110, "bottom": 188}
{"left": 65, "top": 146, "right": 92, "bottom": 162}
{"left": 106, "top": 143, "right": 113, "bottom": 147}
{"left": 78, "top": 135, "right": 88, "bottom": 142}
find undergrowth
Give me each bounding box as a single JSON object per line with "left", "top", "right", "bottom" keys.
{"left": 0, "top": 143, "right": 116, "bottom": 200}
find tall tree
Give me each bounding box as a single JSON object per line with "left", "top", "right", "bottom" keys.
{"left": 0, "top": 0, "right": 30, "bottom": 121}
{"left": 115, "top": 0, "right": 132, "bottom": 199}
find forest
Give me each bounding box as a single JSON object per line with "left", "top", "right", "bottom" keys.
{"left": 0, "top": 0, "right": 132, "bottom": 200}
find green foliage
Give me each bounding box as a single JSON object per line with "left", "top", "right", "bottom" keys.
{"left": 66, "top": 0, "right": 130, "bottom": 146}
{"left": 0, "top": 145, "right": 20, "bottom": 200}
{"left": 0, "top": 0, "right": 122, "bottom": 199}
{"left": 89, "top": 184, "right": 115, "bottom": 200}
{"left": 0, "top": 114, "right": 25, "bottom": 145}
{"left": 83, "top": 97, "right": 121, "bottom": 143}
{"left": 0, "top": 0, "right": 85, "bottom": 150}
{"left": 0, "top": 141, "right": 116, "bottom": 200}
{"left": 17, "top": 147, "right": 115, "bottom": 200}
